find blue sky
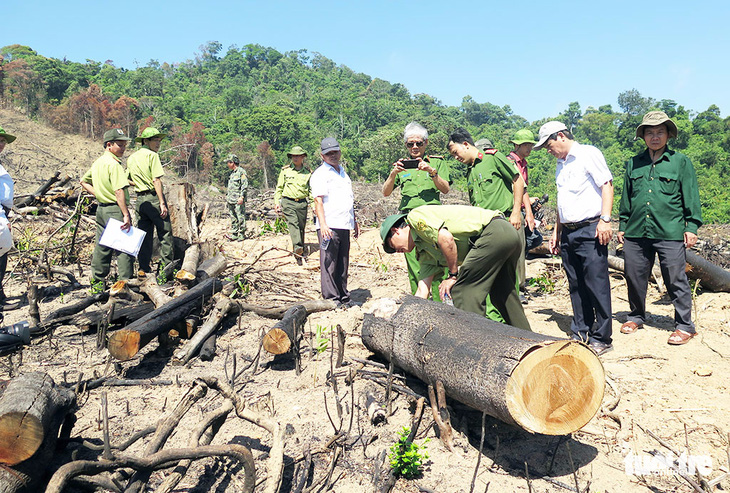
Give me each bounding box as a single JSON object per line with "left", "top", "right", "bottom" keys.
{"left": 4, "top": 0, "right": 729, "bottom": 122}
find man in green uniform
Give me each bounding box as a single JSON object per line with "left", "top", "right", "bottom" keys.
{"left": 127, "top": 127, "right": 173, "bottom": 275}
{"left": 80, "top": 128, "right": 135, "bottom": 288}
{"left": 274, "top": 145, "right": 312, "bottom": 261}
{"left": 380, "top": 205, "right": 530, "bottom": 330}
{"left": 618, "top": 111, "right": 703, "bottom": 345}
{"left": 226, "top": 154, "right": 247, "bottom": 240}
{"left": 447, "top": 128, "right": 526, "bottom": 320}
{"left": 382, "top": 122, "right": 451, "bottom": 300}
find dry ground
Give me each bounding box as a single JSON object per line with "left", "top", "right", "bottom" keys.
{"left": 1, "top": 108, "right": 730, "bottom": 493}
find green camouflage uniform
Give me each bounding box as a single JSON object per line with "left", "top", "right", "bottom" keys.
{"left": 227, "top": 166, "right": 248, "bottom": 239}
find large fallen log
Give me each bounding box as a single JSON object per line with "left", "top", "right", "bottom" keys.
{"left": 172, "top": 293, "right": 239, "bottom": 365}
{"left": 0, "top": 373, "right": 76, "bottom": 493}
{"left": 71, "top": 301, "right": 155, "bottom": 330}
{"left": 107, "top": 278, "right": 222, "bottom": 361}
{"left": 607, "top": 255, "right": 665, "bottom": 291}
{"left": 196, "top": 252, "right": 228, "bottom": 281}
{"left": 361, "top": 295, "right": 605, "bottom": 435}
{"left": 14, "top": 171, "right": 61, "bottom": 208}
{"left": 176, "top": 244, "right": 200, "bottom": 283}
{"left": 167, "top": 182, "right": 200, "bottom": 259}
{"left": 686, "top": 250, "right": 730, "bottom": 292}
{"left": 239, "top": 299, "right": 337, "bottom": 319}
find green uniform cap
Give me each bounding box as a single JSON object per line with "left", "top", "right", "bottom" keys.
{"left": 380, "top": 213, "right": 408, "bottom": 254}
{"left": 135, "top": 127, "right": 167, "bottom": 142}
{"left": 287, "top": 145, "right": 308, "bottom": 158}
{"left": 103, "top": 128, "right": 132, "bottom": 144}
{"left": 0, "top": 126, "right": 16, "bottom": 144}
{"left": 509, "top": 129, "right": 536, "bottom": 145}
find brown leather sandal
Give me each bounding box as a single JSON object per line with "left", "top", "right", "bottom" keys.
{"left": 620, "top": 321, "right": 642, "bottom": 334}
{"left": 667, "top": 329, "right": 696, "bottom": 345}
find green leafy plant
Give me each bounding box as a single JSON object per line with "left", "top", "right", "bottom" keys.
{"left": 90, "top": 279, "right": 105, "bottom": 295}
{"left": 314, "top": 324, "right": 332, "bottom": 353}
{"left": 370, "top": 257, "right": 389, "bottom": 273}
{"left": 389, "top": 427, "right": 429, "bottom": 479}
{"left": 226, "top": 273, "right": 250, "bottom": 298}
{"left": 528, "top": 273, "right": 556, "bottom": 293}
{"left": 259, "top": 217, "right": 289, "bottom": 235}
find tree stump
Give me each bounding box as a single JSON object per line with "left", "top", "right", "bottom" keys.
{"left": 361, "top": 295, "right": 605, "bottom": 435}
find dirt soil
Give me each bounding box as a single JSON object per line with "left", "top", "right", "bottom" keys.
{"left": 1, "top": 108, "right": 730, "bottom": 493}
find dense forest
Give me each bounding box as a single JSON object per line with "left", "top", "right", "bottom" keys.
{"left": 1, "top": 42, "right": 729, "bottom": 223}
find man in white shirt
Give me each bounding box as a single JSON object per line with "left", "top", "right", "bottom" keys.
{"left": 0, "top": 126, "right": 16, "bottom": 306}
{"left": 535, "top": 121, "right": 614, "bottom": 355}
{"left": 310, "top": 137, "right": 359, "bottom": 306}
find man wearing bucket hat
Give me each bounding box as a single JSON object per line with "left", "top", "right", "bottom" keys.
{"left": 507, "top": 129, "right": 541, "bottom": 293}
{"left": 380, "top": 205, "right": 531, "bottom": 330}
{"left": 382, "top": 122, "right": 451, "bottom": 301}
{"left": 311, "top": 137, "right": 359, "bottom": 307}
{"left": 0, "top": 127, "right": 17, "bottom": 306}
{"left": 274, "top": 145, "right": 312, "bottom": 261}
{"left": 126, "top": 127, "right": 173, "bottom": 275}
{"left": 80, "top": 128, "right": 136, "bottom": 289}
{"left": 226, "top": 154, "right": 248, "bottom": 241}
{"left": 534, "top": 121, "right": 614, "bottom": 356}
{"left": 617, "top": 111, "right": 702, "bottom": 345}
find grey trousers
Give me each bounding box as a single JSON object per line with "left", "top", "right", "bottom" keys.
{"left": 623, "top": 238, "right": 694, "bottom": 333}
{"left": 317, "top": 228, "right": 351, "bottom": 303}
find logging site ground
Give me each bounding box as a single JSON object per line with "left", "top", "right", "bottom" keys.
{"left": 2, "top": 107, "right": 730, "bottom": 493}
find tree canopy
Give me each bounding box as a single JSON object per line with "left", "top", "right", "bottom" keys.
{"left": 2, "top": 42, "right": 729, "bottom": 222}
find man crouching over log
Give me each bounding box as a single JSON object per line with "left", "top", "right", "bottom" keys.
{"left": 380, "top": 205, "right": 531, "bottom": 330}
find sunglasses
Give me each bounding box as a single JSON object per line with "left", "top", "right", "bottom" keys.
{"left": 406, "top": 141, "right": 424, "bottom": 148}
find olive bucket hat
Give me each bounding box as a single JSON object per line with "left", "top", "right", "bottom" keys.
{"left": 135, "top": 127, "right": 167, "bottom": 142}
{"left": 287, "top": 145, "right": 308, "bottom": 158}
{"left": 509, "top": 129, "right": 536, "bottom": 146}
{"left": 635, "top": 111, "right": 678, "bottom": 140}
{"left": 380, "top": 213, "right": 408, "bottom": 254}
{"left": 0, "top": 127, "right": 16, "bottom": 144}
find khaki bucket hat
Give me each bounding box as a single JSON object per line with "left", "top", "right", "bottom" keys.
{"left": 287, "top": 145, "right": 308, "bottom": 158}
{"left": 635, "top": 111, "right": 678, "bottom": 139}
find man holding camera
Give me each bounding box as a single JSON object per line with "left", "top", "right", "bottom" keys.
{"left": 382, "top": 122, "right": 450, "bottom": 300}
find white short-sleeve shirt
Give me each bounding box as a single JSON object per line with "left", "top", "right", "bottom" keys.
{"left": 0, "top": 163, "right": 14, "bottom": 225}
{"left": 310, "top": 162, "right": 355, "bottom": 230}
{"left": 555, "top": 142, "right": 612, "bottom": 223}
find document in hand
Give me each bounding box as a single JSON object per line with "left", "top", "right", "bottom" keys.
{"left": 99, "top": 218, "right": 147, "bottom": 257}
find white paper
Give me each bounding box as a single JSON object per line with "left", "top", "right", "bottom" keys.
{"left": 99, "top": 218, "right": 146, "bottom": 257}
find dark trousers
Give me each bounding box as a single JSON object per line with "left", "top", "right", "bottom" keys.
{"left": 317, "top": 228, "right": 351, "bottom": 303}
{"left": 0, "top": 252, "right": 6, "bottom": 296}
{"left": 451, "top": 218, "right": 531, "bottom": 331}
{"left": 623, "top": 238, "right": 694, "bottom": 333}
{"left": 136, "top": 193, "right": 174, "bottom": 273}
{"left": 560, "top": 222, "right": 612, "bottom": 344}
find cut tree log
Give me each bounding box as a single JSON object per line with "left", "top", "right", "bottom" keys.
{"left": 196, "top": 252, "right": 228, "bottom": 281}
{"left": 71, "top": 301, "right": 155, "bottom": 330}
{"left": 107, "top": 278, "right": 222, "bottom": 361}
{"left": 176, "top": 244, "right": 200, "bottom": 282}
{"left": 139, "top": 274, "right": 172, "bottom": 307}
{"left": 361, "top": 295, "right": 605, "bottom": 435}
{"left": 607, "top": 255, "right": 665, "bottom": 291}
{"left": 172, "top": 291, "right": 238, "bottom": 365}
{"left": 110, "top": 280, "right": 144, "bottom": 303}
{"left": 0, "top": 373, "right": 76, "bottom": 493}
{"left": 167, "top": 183, "right": 199, "bottom": 259}
{"left": 686, "top": 250, "right": 730, "bottom": 292}
{"left": 13, "top": 170, "right": 61, "bottom": 208}
{"left": 239, "top": 299, "right": 337, "bottom": 320}
{"left": 262, "top": 305, "right": 308, "bottom": 355}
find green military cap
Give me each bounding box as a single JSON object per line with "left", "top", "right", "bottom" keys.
{"left": 135, "top": 126, "right": 167, "bottom": 142}
{"left": 0, "top": 126, "right": 17, "bottom": 144}
{"left": 380, "top": 213, "right": 408, "bottom": 254}
{"left": 103, "top": 128, "right": 132, "bottom": 144}
{"left": 509, "top": 129, "right": 536, "bottom": 145}
{"left": 227, "top": 154, "right": 240, "bottom": 164}
{"left": 287, "top": 145, "right": 308, "bottom": 158}
{"left": 635, "top": 111, "right": 678, "bottom": 140}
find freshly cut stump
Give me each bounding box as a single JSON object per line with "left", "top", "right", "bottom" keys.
{"left": 362, "top": 295, "right": 604, "bottom": 435}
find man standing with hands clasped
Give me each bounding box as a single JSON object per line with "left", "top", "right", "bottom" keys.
{"left": 617, "top": 111, "right": 702, "bottom": 345}
{"left": 534, "top": 121, "right": 614, "bottom": 356}
{"left": 80, "top": 128, "right": 136, "bottom": 290}
{"left": 126, "top": 126, "right": 173, "bottom": 275}
{"left": 310, "top": 138, "right": 359, "bottom": 307}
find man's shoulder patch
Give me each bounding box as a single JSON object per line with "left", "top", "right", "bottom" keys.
{"left": 427, "top": 155, "right": 444, "bottom": 160}
{"left": 484, "top": 149, "right": 497, "bottom": 155}
{"left": 412, "top": 219, "right": 428, "bottom": 234}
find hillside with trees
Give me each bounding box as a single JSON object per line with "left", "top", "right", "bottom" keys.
{"left": 2, "top": 42, "right": 729, "bottom": 222}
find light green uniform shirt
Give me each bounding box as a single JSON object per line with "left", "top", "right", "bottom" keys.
{"left": 81, "top": 150, "right": 129, "bottom": 204}
{"left": 227, "top": 167, "right": 248, "bottom": 203}
{"left": 126, "top": 146, "right": 164, "bottom": 192}
{"left": 466, "top": 150, "right": 520, "bottom": 214}
{"left": 274, "top": 165, "right": 312, "bottom": 202}
{"left": 394, "top": 156, "right": 451, "bottom": 212}
{"left": 406, "top": 205, "right": 502, "bottom": 280}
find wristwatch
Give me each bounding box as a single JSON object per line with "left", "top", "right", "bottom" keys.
{"left": 600, "top": 215, "right": 611, "bottom": 223}
{"left": 447, "top": 271, "right": 458, "bottom": 279}
{"left": 429, "top": 170, "right": 438, "bottom": 178}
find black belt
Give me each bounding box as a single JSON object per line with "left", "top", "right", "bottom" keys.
{"left": 98, "top": 202, "right": 118, "bottom": 207}
{"left": 562, "top": 216, "right": 599, "bottom": 230}
{"left": 137, "top": 190, "right": 155, "bottom": 195}
{"left": 283, "top": 196, "right": 307, "bottom": 203}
